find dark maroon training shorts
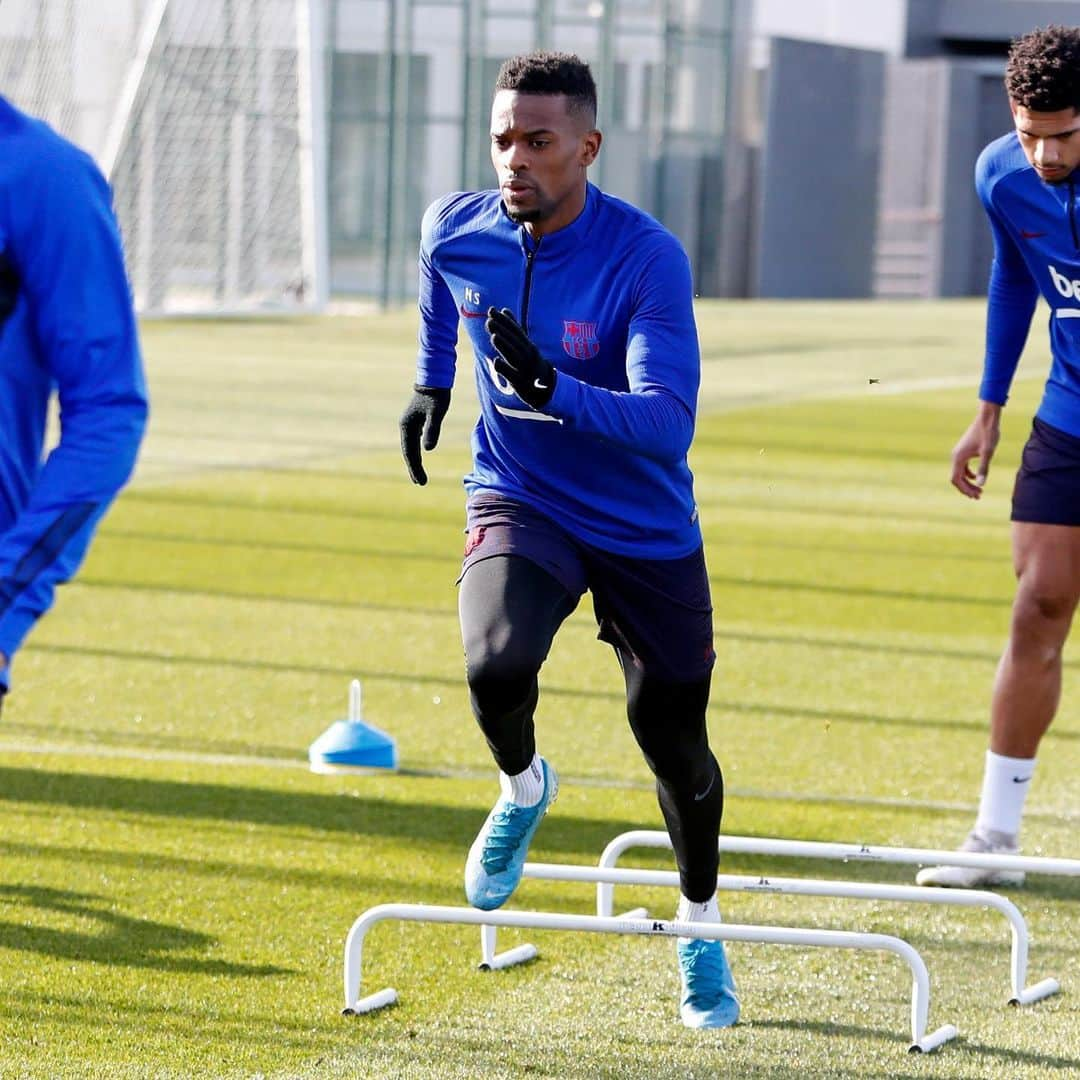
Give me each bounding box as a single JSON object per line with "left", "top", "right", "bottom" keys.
{"left": 460, "top": 493, "right": 715, "bottom": 683}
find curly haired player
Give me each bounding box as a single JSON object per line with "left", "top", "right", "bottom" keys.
{"left": 920, "top": 25, "right": 1080, "bottom": 887}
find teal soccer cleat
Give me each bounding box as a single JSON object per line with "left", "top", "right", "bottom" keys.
{"left": 677, "top": 936, "right": 740, "bottom": 1029}
{"left": 464, "top": 758, "right": 558, "bottom": 911}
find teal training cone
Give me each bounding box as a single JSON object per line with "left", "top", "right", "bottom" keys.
{"left": 309, "top": 680, "right": 398, "bottom": 773}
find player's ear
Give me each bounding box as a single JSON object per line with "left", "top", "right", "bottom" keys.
{"left": 580, "top": 128, "right": 602, "bottom": 167}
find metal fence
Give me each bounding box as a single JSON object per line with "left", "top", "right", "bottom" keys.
{"left": 329, "top": 0, "right": 734, "bottom": 303}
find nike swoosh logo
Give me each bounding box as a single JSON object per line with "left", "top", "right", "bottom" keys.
{"left": 1020, "top": 230, "right": 1046, "bottom": 239}
{"left": 459, "top": 305, "right": 486, "bottom": 319}
{"left": 533, "top": 378, "right": 548, "bottom": 390}
{"left": 1012, "top": 775, "right": 1032, "bottom": 784}
{"left": 693, "top": 773, "right": 716, "bottom": 802}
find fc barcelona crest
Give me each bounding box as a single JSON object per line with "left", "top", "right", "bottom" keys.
{"left": 562, "top": 320, "right": 600, "bottom": 359}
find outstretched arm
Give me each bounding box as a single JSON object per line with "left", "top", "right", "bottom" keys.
{"left": 0, "top": 148, "right": 147, "bottom": 686}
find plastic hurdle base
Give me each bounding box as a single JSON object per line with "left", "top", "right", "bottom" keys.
{"left": 478, "top": 923, "right": 538, "bottom": 971}
{"left": 342, "top": 902, "right": 958, "bottom": 1053}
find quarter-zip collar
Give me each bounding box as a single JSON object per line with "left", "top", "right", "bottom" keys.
{"left": 509, "top": 182, "right": 600, "bottom": 258}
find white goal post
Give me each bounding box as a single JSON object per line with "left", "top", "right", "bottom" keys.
{"left": 0, "top": 0, "right": 329, "bottom": 315}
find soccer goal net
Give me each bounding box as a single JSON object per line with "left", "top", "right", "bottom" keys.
{"left": 0, "top": 0, "right": 328, "bottom": 315}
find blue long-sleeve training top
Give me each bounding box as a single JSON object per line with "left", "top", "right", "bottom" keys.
{"left": 976, "top": 131, "right": 1080, "bottom": 432}
{"left": 415, "top": 182, "right": 703, "bottom": 559}
{"left": 0, "top": 96, "right": 148, "bottom": 690}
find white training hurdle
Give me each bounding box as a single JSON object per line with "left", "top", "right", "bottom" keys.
{"left": 598, "top": 830, "right": 1080, "bottom": 884}
{"left": 341, "top": 830, "right": 1078, "bottom": 1051}
{"left": 342, "top": 902, "right": 959, "bottom": 1052}
{"left": 507, "top": 861, "right": 1058, "bottom": 1005}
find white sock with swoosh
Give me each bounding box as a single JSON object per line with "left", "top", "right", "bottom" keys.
{"left": 974, "top": 749, "right": 1036, "bottom": 840}
{"left": 499, "top": 753, "right": 544, "bottom": 807}
{"left": 677, "top": 894, "right": 721, "bottom": 926}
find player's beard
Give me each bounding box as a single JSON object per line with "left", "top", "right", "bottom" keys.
{"left": 1034, "top": 162, "right": 1077, "bottom": 184}
{"left": 502, "top": 189, "right": 554, "bottom": 224}
{"left": 505, "top": 206, "right": 544, "bottom": 223}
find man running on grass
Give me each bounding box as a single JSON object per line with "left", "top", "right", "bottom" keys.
{"left": 920, "top": 25, "right": 1080, "bottom": 888}
{"left": 0, "top": 96, "right": 147, "bottom": 715}
{"left": 398, "top": 51, "right": 737, "bottom": 1027}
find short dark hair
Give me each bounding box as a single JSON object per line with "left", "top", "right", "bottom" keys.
{"left": 494, "top": 51, "right": 597, "bottom": 124}
{"left": 1005, "top": 25, "right": 1080, "bottom": 112}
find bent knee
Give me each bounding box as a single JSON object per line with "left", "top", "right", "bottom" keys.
{"left": 1008, "top": 587, "right": 1077, "bottom": 664}
{"left": 1013, "top": 587, "right": 1078, "bottom": 626}
{"left": 465, "top": 635, "right": 543, "bottom": 694}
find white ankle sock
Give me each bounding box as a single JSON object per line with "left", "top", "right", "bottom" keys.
{"left": 677, "top": 894, "right": 722, "bottom": 942}
{"left": 974, "top": 749, "right": 1036, "bottom": 839}
{"left": 499, "top": 753, "right": 544, "bottom": 807}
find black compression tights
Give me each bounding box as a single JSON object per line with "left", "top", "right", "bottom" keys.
{"left": 459, "top": 554, "right": 722, "bottom": 902}
{"left": 459, "top": 556, "right": 577, "bottom": 774}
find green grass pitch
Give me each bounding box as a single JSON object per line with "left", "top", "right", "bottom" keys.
{"left": 0, "top": 300, "right": 1077, "bottom": 1078}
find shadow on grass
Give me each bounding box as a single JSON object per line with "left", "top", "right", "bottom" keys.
{"left": 0, "top": 717, "right": 306, "bottom": 762}
{"left": 0, "top": 766, "right": 650, "bottom": 860}
{"left": 0, "top": 884, "right": 290, "bottom": 976}
{"left": 0, "top": 838, "right": 465, "bottom": 900}
{"left": 953, "top": 1038, "right": 1080, "bottom": 1073}
{"left": 747, "top": 1017, "right": 1080, "bottom": 1073}
{"left": 0, "top": 992, "right": 328, "bottom": 1053}
{"left": 742, "top": 1015, "right": 906, "bottom": 1046}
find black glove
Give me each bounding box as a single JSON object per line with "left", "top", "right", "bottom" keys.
{"left": 486, "top": 307, "right": 557, "bottom": 409}
{"left": 399, "top": 385, "right": 451, "bottom": 485}
{"left": 0, "top": 253, "right": 19, "bottom": 326}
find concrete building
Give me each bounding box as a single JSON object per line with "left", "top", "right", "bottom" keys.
{"left": 741, "top": 0, "right": 1080, "bottom": 298}
{"left": 328, "top": 0, "right": 735, "bottom": 303}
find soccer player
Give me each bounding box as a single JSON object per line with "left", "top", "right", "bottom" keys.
{"left": 0, "top": 96, "right": 148, "bottom": 715}
{"left": 399, "top": 52, "right": 737, "bottom": 1027}
{"left": 919, "top": 26, "right": 1080, "bottom": 888}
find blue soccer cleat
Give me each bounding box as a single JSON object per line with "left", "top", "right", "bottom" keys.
{"left": 464, "top": 758, "right": 558, "bottom": 911}
{"left": 677, "top": 936, "right": 740, "bottom": 1029}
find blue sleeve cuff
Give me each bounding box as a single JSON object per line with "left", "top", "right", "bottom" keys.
{"left": 978, "top": 379, "right": 1010, "bottom": 406}
{"left": 413, "top": 364, "right": 455, "bottom": 390}
{"left": 543, "top": 369, "right": 578, "bottom": 419}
